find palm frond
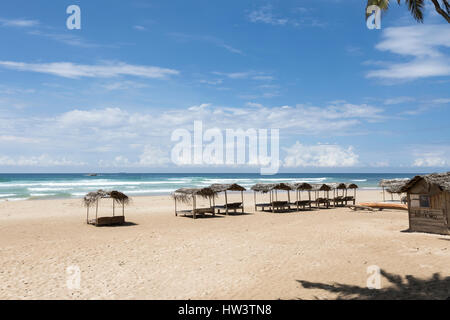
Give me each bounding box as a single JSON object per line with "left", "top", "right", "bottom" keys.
{"left": 405, "top": 0, "right": 424, "bottom": 22}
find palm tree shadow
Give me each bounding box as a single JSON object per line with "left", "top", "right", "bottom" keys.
{"left": 297, "top": 269, "right": 450, "bottom": 300}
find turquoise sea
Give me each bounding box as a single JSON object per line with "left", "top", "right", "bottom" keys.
{"left": 0, "top": 173, "right": 421, "bottom": 201}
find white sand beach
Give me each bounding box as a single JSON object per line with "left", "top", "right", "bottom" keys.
{"left": 0, "top": 190, "right": 449, "bottom": 300}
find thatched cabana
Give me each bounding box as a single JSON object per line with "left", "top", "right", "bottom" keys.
{"left": 172, "top": 187, "right": 216, "bottom": 219}
{"left": 400, "top": 172, "right": 450, "bottom": 235}
{"left": 289, "top": 182, "right": 313, "bottom": 211}
{"left": 310, "top": 184, "right": 332, "bottom": 208}
{"left": 84, "top": 190, "right": 130, "bottom": 226}
{"left": 379, "top": 178, "right": 409, "bottom": 202}
{"left": 209, "top": 183, "right": 246, "bottom": 215}
{"left": 343, "top": 183, "right": 358, "bottom": 205}
{"left": 326, "top": 183, "right": 346, "bottom": 207}
{"left": 251, "top": 183, "right": 292, "bottom": 213}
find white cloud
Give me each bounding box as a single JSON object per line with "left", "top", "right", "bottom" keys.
{"left": 384, "top": 97, "right": 415, "bottom": 105}
{"left": 283, "top": 142, "right": 359, "bottom": 167}
{"left": 187, "top": 103, "right": 212, "bottom": 111}
{"left": 212, "top": 71, "right": 253, "bottom": 79}
{"left": 0, "top": 154, "right": 85, "bottom": 167}
{"left": 248, "top": 5, "right": 288, "bottom": 26}
{"left": 58, "top": 108, "right": 125, "bottom": 128}
{"left": 432, "top": 98, "right": 450, "bottom": 104}
{"left": 245, "top": 102, "right": 264, "bottom": 108}
{"left": 0, "top": 101, "right": 385, "bottom": 168}
{"left": 411, "top": 146, "right": 450, "bottom": 167}
{"left": 367, "top": 24, "right": 450, "bottom": 80}
{"left": 370, "top": 161, "right": 390, "bottom": 168}
{"left": 199, "top": 79, "right": 223, "bottom": 85}
{"left": 413, "top": 156, "right": 448, "bottom": 167}
{"left": 0, "top": 18, "right": 39, "bottom": 27}
{"left": 0, "top": 135, "right": 41, "bottom": 143}
{"left": 139, "top": 145, "right": 171, "bottom": 166}
{"left": 0, "top": 61, "right": 179, "bottom": 79}
{"left": 101, "top": 81, "right": 149, "bottom": 91}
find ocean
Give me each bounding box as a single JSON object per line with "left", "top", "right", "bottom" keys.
{"left": 0, "top": 173, "right": 419, "bottom": 201}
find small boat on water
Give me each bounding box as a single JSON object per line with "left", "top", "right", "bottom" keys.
{"left": 87, "top": 173, "right": 98, "bottom": 177}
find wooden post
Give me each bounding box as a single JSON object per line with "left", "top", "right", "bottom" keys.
{"left": 113, "top": 199, "right": 115, "bottom": 217}
{"left": 333, "top": 189, "right": 336, "bottom": 207}
{"left": 95, "top": 199, "right": 99, "bottom": 226}
{"left": 296, "top": 190, "right": 299, "bottom": 211}
{"left": 354, "top": 188, "right": 357, "bottom": 205}
{"left": 241, "top": 191, "right": 244, "bottom": 213}
{"left": 327, "top": 190, "right": 330, "bottom": 208}
{"left": 212, "top": 195, "right": 215, "bottom": 216}
{"left": 122, "top": 202, "right": 124, "bottom": 218}
{"left": 287, "top": 190, "right": 291, "bottom": 210}
{"left": 225, "top": 190, "right": 229, "bottom": 215}
{"left": 193, "top": 195, "right": 197, "bottom": 219}
{"left": 308, "top": 191, "right": 312, "bottom": 209}
{"left": 86, "top": 206, "right": 89, "bottom": 224}
{"left": 271, "top": 191, "right": 275, "bottom": 213}
{"left": 253, "top": 191, "right": 256, "bottom": 212}
{"left": 174, "top": 198, "right": 177, "bottom": 216}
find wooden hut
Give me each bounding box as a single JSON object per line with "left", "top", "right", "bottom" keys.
{"left": 84, "top": 190, "right": 129, "bottom": 226}
{"left": 310, "top": 184, "right": 332, "bottom": 208}
{"left": 289, "top": 182, "right": 313, "bottom": 210}
{"left": 172, "top": 187, "right": 216, "bottom": 219}
{"left": 327, "top": 183, "right": 346, "bottom": 207}
{"left": 344, "top": 183, "right": 358, "bottom": 205}
{"left": 251, "top": 183, "right": 292, "bottom": 213}
{"left": 379, "top": 178, "right": 409, "bottom": 202}
{"left": 400, "top": 172, "right": 450, "bottom": 235}
{"left": 251, "top": 183, "right": 274, "bottom": 212}
{"left": 209, "top": 183, "right": 246, "bottom": 215}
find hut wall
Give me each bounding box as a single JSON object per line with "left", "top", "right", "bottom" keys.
{"left": 407, "top": 180, "right": 449, "bottom": 235}
{"left": 446, "top": 191, "right": 450, "bottom": 226}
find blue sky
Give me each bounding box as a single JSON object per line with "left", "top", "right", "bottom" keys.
{"left": 0, "top": 0, "right": 449, "bottom": 173}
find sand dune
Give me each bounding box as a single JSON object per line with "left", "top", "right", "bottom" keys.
{"left": 0, "top": 190, "right": 449, "bottom": 300}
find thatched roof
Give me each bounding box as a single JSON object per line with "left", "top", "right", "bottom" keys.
{"left": 325, "top": 183, "right": 342, "bottom": 190}
{"left": 251, "top": 183, "right": 292, "bottom": 193}
{"left": 289, "top": 182, "right": 313, "bottom": 190}
{"left": 83, "top": 190, "right": 130, "bottom": 207}
{"left": 251, "top": 183, "right": 274, "bottom": 193}
{"left": 209, "top": 183, "right": 246, "bottom": 192}
{"left": 400, "top": 172, "right": 450, "bottom": 193}
{"left": 345, "top": 183, "right": 359, "bottom": 189}
{"left": 310, "top": 183, "right": 332, "bottom": 191}
{"left": 273, "top": 183, "right": 292, "bottom": 191}
{"left": 172, "top": 187, "right": 216, "bottom": 204}
{"left": 379, "top": 178, "right": 410, "bottom": 193}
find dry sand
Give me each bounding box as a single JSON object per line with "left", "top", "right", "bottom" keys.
{"left": 0, "top": 190, "right": 449, "bottom": 300}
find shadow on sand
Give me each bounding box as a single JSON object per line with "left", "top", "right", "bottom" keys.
{"left": 96, "top": 221, "right": 139, "bottom": 227}
{"left": 297, "top": 269, "right": 450, "bottom": 300}
{"left": 216, "top": 211, "right": 253, "bottom": 216}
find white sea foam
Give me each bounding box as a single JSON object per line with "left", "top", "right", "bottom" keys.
{"left": 128, "top": 189, "right": 176, "bottom": 194}
{"left": 28, "top": 187, "right": 72, "bottom": 192}
{"left": 5, "top": 197, "right": 29, "bottom": 201}
{"left": 1, "top": 180, "right": 189, "bottom": 188}
{"left": 0, "top": 194, "right": 17, "bottom": 198}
